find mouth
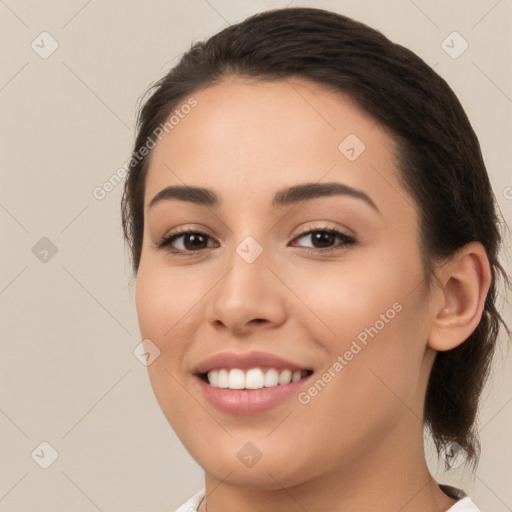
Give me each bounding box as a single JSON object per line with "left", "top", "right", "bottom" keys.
{"left": 198, "top": 367, "right": 314, "bottom": 390}
{"left": 192, "top": 350, "right": 315, "bottom": 415}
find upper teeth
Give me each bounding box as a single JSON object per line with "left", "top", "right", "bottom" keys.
{"left": 207, "top": 368, "right": 308, "bottom": 390}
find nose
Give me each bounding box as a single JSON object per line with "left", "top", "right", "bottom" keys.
{"left": 205, "top": 239, "right": 287, "bottom": 336}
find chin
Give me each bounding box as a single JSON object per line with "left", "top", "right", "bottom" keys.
{"left": 185, "top": 437, "right": 315, "bottom": 490}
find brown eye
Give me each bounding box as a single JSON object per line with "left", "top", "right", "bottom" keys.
{"left": 156, "top": 230, "right": 215, "bottom": 253}
{"left": 179, "top": 233, "right": 209, "bottom": 251}
{"left": 292, "top": 228, "right": 355, "bottom": 252}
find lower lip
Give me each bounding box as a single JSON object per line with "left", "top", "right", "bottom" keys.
{"left": 194, "top": 374, "right": 312, "bottom": 415}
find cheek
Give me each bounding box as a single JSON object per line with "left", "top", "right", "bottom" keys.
{"left": 292, "top": 251, "right": 429, "bottom": 396}
{"left": 135, "top": 261, "right": 205, "bottom": 342}
{"left": 323, "top": 287, "right": 430, "bottom": 431}
{"left": 281, "top": 256, "right": 402, "bottom": 343}
{"left": 135, "top": 265, "right": 192, "bottom": 390}
{"left": 135, "top": 265, "right": 198, "bottom": 427}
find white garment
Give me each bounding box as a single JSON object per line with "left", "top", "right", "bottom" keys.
{"left": 447, "top": 496, "right": 481, "bottom": 511}
{"left": 173, "top": 489, "right": 203, "bottom": 512}
{"left": 172, "top": 487, "right": 481, "bottom": 511}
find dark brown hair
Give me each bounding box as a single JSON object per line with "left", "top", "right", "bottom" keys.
{"left": 121, "top": 7, "right": 510, "bottom": 468}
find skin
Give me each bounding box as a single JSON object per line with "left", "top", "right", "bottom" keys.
{"left": 135, "top": 77, "right": 491, "bottom": 512}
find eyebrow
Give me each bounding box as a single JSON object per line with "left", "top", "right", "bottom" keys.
{"left": 147, "top": 182, "right": 380, "bottom": 213}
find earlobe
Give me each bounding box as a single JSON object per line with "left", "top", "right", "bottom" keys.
{"left": 428, "top": 242, "right": 491, "bottom": 352}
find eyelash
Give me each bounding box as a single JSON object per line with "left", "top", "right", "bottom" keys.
{"left": 155, "top": 225, "right": 356, "bottom": 256}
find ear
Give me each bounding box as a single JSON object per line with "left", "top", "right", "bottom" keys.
{"left": 428, "top": 242, "right": 492, "bottom": 352}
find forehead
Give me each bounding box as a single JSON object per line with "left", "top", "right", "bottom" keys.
{"left": 143, "top": 77, "right": 407, "bottom": 216}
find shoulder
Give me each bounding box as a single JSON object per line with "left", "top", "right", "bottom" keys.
{"left": 172, "top": 489, "right": 205, "bottom": 512}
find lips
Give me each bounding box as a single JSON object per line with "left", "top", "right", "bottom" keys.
{"left": 192, "top": 350, "right": 314, "bottom": 415}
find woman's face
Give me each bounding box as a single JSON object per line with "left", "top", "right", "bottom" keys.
{"left": 135, "top": 77, "right": 437, "bottom": 488}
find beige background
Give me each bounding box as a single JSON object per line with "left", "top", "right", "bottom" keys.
{"left": 1, "top": 0, "right": 511, "bottom": 510}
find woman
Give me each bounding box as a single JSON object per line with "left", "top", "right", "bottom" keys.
{"left": 121, "top": 7, "right": 510, "bottom": 511}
